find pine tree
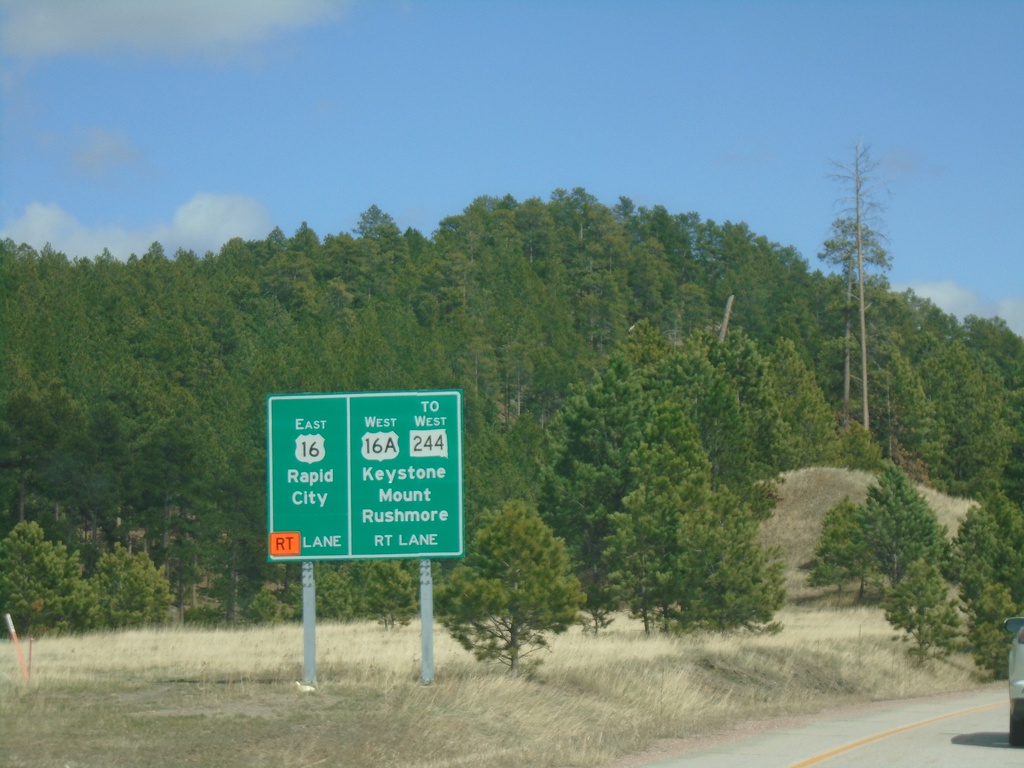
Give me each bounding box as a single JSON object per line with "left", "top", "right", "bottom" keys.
{"left": 0, "top": 379, "right": 64, "bottom": 522}
{"left": 835, "top": 422, "right": 884, "bottom": 472}
{"left": 876, "top": 348, "right": 940, "bottom": 481}
{"left": 963, "top": 582, "right": 1017, "bottom": 677}
{"left": 768, "top": 338, "right": 840, "bottom": 467}
{"left": 675, "top": 490, "right": 786, "bottom": 632}
{"left": 883, "top": 559, "right": 961, "bottom": 663}
{"left": 954, "top": 494, "right": 1024, "bottom": 606}
{"left": 605, "top": 400, "right": 711, "bottom": 634}
{"left": 542, "top": 354, "right": 649, "bottom": 631}
{"left": 808, "top": 499, "right": 875, "bottom": 600}
{"left": 953, "top": 494, "right": 1024, "bottom": 674}
{"left": 441, "top": 501, "right": 583, "bottom": 674}
{"left": 921, "top": 341, "right": 1013, "bottom": 498}
{"left": 859, "top": 463, "right": 949, "bottom": 586}
{"left": 653, "top": 335, "right": 759, "bottom": 499}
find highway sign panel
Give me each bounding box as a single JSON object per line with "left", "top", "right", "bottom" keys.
{"left": 267, "top": 390, "right": 463, "bottom": 561}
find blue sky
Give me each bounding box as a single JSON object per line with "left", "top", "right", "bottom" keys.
{"left": 2, "top": 0, "right": 1022, "bottom": 335}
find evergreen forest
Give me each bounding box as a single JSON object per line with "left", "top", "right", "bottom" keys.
{"left": 2, "top": 188, "right": 1023, "bottom": 641}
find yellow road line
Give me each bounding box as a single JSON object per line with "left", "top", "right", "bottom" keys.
{"left": 786, "top": 701, "right": 1004, "bottom": 768}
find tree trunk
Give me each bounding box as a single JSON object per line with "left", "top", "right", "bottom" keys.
{"left": 18, "top": 467, "right": 26, "bottom": 522}
{"left": 843, "top": 270, "right": 853, "bottom": 427}
{"left": 509, "top": 622, "right": 520, "bottom": 675}
{"left": 856, "top": 188, "right": 870, "bottom": 431}
{"left": 718, "top": 294, "right": 734, "bottom": 343}
{"left": 162, "top": 489, "right": 171, "bottom": 550}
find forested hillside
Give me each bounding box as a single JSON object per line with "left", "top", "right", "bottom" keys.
{"left": 2, "top": 188, "right": 1022, "bottom": 628}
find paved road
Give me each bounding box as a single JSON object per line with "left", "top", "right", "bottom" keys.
{"left": 640, "top": 685, "right": 1015, "bottom": 767}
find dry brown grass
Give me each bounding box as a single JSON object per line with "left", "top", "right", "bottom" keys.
{"left": 1, "top": 468, "right": 988, "bottom": 768}
{"left": 1, "top": 608, "right": 986, "bottom": 768}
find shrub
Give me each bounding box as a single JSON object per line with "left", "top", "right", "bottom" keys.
{"left": 0, "top": 521, "right": 96, "bottom": 635}
{"left": 92, "top": 544, "right": 173, "bottom": 628}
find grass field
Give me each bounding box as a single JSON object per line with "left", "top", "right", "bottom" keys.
{"left": 1, "top": 607, "right": 986, "bottom": 768}
{"left": 1, "top": 469, "right": 989, "bottom": 768}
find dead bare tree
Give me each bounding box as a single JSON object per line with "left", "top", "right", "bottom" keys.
{"left": 822, "top": 143, "right": 890, "bottom": 431}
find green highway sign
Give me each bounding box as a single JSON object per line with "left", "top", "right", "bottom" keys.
{"left": 267, "top": 390, "right": 464, "bottom": 561}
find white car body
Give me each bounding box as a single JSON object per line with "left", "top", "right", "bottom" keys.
{"left": 1004, "top": 617, "right": 1024, "bottom": 747}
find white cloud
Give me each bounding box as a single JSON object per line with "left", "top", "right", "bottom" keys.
{"left": 1, "top": 193, "right": 272, "bottom": 258}
{"left": 167, "top": 193, "right": 272, "bottom": 254}
{"left": 0, "top": 0, "right": 347, "bottom": 59}
{"left": 907, "top": 280, "right": 985, "bottom": 318}
{"left": 906, "top": 279, "right": 1024, "bottom": 338}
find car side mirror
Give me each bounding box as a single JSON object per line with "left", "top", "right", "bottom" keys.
{"left": 1005, "top": 617, "right": 1024, "bottom": 635}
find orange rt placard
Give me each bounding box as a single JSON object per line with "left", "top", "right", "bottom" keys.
{"left": 269, "top": 532, "right": 301, "bottom": 557}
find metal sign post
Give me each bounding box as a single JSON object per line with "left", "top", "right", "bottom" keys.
{"left": 301, "top": 561, "right": 316, "bottom": 685}
{"left": 419, "top": 559, "right": 434, "bottom": 684}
